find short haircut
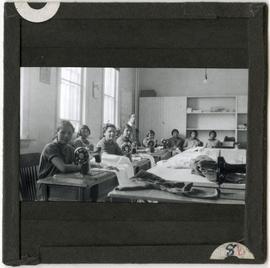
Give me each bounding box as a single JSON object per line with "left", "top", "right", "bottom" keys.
{"left": 77, "top": 125, "right": 91, "bottom": 137}
{"left": 171, "top": 129, "right": 179, "bottom": 136}
{"left": 209, "top": 130, "right": 217, "bottom": 137}
{"left": 103, "top": 123, "right": 116, "bottom": 134}
{"left": 190, "top": 130, "right": 198, "bottom": 137}
{"left": 121, "top": 124, "right": 132, "bottom": 133}
{"left": 57, "top": 120, "right": 75, "bottom": 133}
{"left": 147, "top": 129, "right": 155, "bottom": 137}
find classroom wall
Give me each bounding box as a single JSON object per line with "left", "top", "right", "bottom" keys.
{"left": 139, "top": 68, "right": 248, "bottom": 96}
{"left": 118, "top": 68, "right": 136, "bottom": 128}
{"left": 20, "top": 68, "right": 136, "bottom": 154}
{"left": 20, "top": 68, "right": 58, "bottom": 154}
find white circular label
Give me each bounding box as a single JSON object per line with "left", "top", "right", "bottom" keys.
{"left": 14, "top": 1, "right": 60, "bottom": 23}
{"left": 210, "top": 242, "right": 255, "bottom": 260}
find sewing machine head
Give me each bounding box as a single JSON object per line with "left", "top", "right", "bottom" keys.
{"left": 74, "top": 147, "right": 90, "bottom": 174}
{"left": 161, "top": 138, "right": 169, "bottom": 149}
{"left": 121, "top": 142, "right": 132, "bottom": 154}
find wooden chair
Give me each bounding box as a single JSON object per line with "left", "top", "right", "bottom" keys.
{"left": 19, "top": 153, "right": 40, "bottom": 201}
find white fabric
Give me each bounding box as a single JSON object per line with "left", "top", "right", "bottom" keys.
{"left": 160, "top": 148, "right": 246, "bottom": 169}
{"left": 92, "top": 153, "right": 134, "bottom": 185}
{"left": 137, "top": 153, "right": 156, "bottom": 167}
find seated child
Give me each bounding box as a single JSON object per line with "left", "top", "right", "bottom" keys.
{"left": 167, "top": 129, "right": 185, "bottom": 151}
{"left": 142, "top": 130, "right": 158, "bottom": 148}
{"left": 183, "top": 130, "right": 203, "bottom": 150}
{"left": 38, "top": 120, "right": 81, "bottom": 179}
{"left": 205, "top": 130, "right": 221, "bottom": 148}
{"left": 116, "top": 124, "right": 133, "bottom": 148}
{"left": 96, "top": 123, "right": 123, "bottom": 156}
{"left": 73, "top": 124, "right": 94, "bottom": 151}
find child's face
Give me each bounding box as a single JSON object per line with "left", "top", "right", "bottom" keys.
{"left": 57, "top": 125, "right": 74, "bottom": 144}
{"left": 149, "top": 133, "right": 155, "bottom": 140}
{"left": 123, "top": 128, "right": 131, "bottom": 138}
{"left": 104, "top": 127, "right": 116, "bottom": 141}
{"left": 129, "top": 114, "right": 136, "bottom": 124}
{"left": 81, "top": 128, "right": 90, "bottom": 139}
{"left": 190, "top": 132, "right": 197, "bottom": 139}
{"left": 172, "top": 131, "right": 178, "bottom": 138}
{"left": 209, "top": 132, "right": 216, "bottom": 139}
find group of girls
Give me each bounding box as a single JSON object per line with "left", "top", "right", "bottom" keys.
{"left": 142, "top": 129, "right": 221, "bottom": 151}
{"left": 38, "top": 119, "right": 221, "bottom": 179}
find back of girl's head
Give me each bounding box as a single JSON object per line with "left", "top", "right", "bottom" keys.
{"left": 209, "top": 130, "right": 217, "bottom": 137}
{"left": 77, "top": 124, "right": 91, "bottom": 137}
{"left": 147, "top": 129, "right": 155, "bottom": 137}
{"left": 103, "top": 123, "right": 116, "bottom": 134}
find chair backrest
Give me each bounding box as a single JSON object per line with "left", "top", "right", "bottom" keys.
{"left": 19, "top": 153, "right": 41, "bottom": 201}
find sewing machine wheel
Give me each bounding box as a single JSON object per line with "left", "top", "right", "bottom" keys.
{"left": 147, "top": 140, "right": 155, "bottom": 148}
{"left": 74, "top": 147, "right": 89, "bottom": 165}
{"left": 121, "top": 142, "right": 132, "bottom": 154}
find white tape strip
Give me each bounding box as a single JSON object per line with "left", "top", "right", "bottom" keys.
{"left": 14, "top": 1, "right": 60, "bottom": 23}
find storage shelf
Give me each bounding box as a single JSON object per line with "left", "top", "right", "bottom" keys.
{"left": 187, "top": 112, "right": 235, "bottom": 114}
{"left": 237, "top": 129, "right": 247, "bottom": 131}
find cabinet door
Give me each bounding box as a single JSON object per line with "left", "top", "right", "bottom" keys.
{"left": 237, "top": 95, "right": 248, "bottom": 113}
{"left": 162, "top": 97, "right": 187, "bottom": 139}
{"left": 139, "top": 97, "right": 163, "bottom": 142}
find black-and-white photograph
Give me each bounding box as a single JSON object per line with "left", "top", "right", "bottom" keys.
{"left": 20, "top": 67, "right": 248, "bottom": 204}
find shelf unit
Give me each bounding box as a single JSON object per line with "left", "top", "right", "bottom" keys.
{"left": 186, "top": 96, "right": 248, "bottom": 148}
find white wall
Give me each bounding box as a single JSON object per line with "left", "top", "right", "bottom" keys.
{"left": 139, "top": 68, "right": 248, "bottom": 96}
{"left": 20, "top": 68, "right": 136, "bottom": 154}
{"left": 20, "top": 68, "right": 58, "bottom": 154}
{"left": 118, "top": 68, "right": 136, "bottom": 128}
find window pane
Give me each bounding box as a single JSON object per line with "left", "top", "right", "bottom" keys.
{"left": 104, "top": 68, "right": 115, "bottom": 97}
{"left": 103, "top": 96, "right": 115, "bottom": 124}
{"left": 60, "top": 68, "right": 82, "bottom": 124}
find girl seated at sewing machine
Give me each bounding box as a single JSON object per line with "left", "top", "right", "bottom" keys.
{"left": 38, "top": 120, "right": 81, "bottom": 179}
{"left": 167, "top": 129, "right": 185, "bottom": 151}
{"left": 73, "top": 124, "right": 94, "bottom": 151}
{"left": 116, "top": 124, "right": 133, "bottom": 158}
{"left": 204, "top": 130, "right": 221, "bottom": 148}
{"left": 142, "top": 130, "right": 158, "bottom": 148}
{"left": 96, "top": 123, "right": 123, "bottom": 156}
{"left": 183, "top": 130, "right": 203, "bottom": 151}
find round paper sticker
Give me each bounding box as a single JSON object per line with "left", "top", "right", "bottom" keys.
{"left": 15, "top": 1, "right": 60, "bottom": 23}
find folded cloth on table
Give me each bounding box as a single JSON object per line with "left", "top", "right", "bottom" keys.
{"left": 137, "top": 153, "right": 156, "bottom": 167}
{"left": 99, "top": 153, "right": 134, "bottom": 185}
{"left": 116, "top": 169, "right": 193, "bottom": 195}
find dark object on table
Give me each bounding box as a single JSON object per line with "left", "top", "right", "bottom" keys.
{"left": 147, "top": 140, "right": 155, "bottom": 153}
{"left": 121, "top": 142, "right": 132, "bottom": 154}
{"left": 217, "top": 156, "right": 246, "bottom": 184}
{"left": 161, "top": 138, "right": 169, "bottom": 149}
{"left": 74, "top": 147, "right": 89, "bottom": 175}
{"left": 92, "top": 147, "right": 102, "bottom": 163}
{"left": 222, "top": 136, "right": 236, "bottom": 148}
{"left": 116, "top": 169, "right": 193, "bottom": 194}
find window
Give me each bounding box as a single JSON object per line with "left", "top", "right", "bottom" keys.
{"left": 59, "top": 68, "right": 83, "bottom": 131}
{"left": 103, "top": 68, "right": 119, "bottom": 126}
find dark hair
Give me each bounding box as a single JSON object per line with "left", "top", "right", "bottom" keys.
{"left": 53, "top": 120, "right": 75, "bottom": 140}
{"left": 121, "top": 124, "right": 132, "bottom": 133}
{"left": 77, "top": 125, "right": 91, "bottom": 137}
{"left": 171, "top": 129, "right": 179, "bottom": 136}
{"left": 190, "top": 130, "right": 198, "bottom": 137}
{"left": 147, "top": 129, "right": 155, "bottom": 137}
{"left": 103, "top": 123, "right": 116, "bottom": 134}
{"left": 209, "top": 130, "right": 217, "bottom": 137}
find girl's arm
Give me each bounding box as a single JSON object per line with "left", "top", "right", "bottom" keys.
{"left": 51, "top": 157, "right": 81, "bottom": 173}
